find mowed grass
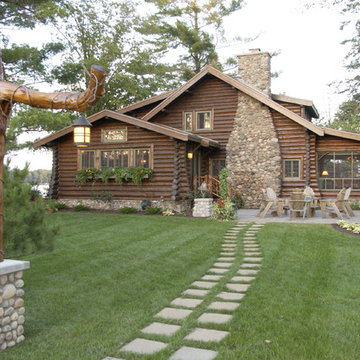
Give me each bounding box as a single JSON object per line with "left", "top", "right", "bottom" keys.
{"left": 5, "top": 213, "right": 234, "bottom": 360}
{"left": 4, "top": 216, "right": 360, "bottom": 360}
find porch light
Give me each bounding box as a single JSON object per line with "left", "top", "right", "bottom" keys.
{"left": 321, "top": 170, "right": 329, "bottom": 176}
{"left": 187, "top": 152, "right": 193, "bottom": 159}
{"left": 72, "top": 114, "right": 92, "bottom": 147}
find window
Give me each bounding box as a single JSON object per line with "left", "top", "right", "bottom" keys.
{"left": 318, "top": 152, "right": 360, "bottom": 190}
{"left": 183, "top": 110, "right": 213, "bottom": 131}
{"left": 283, "top": 159, "right": 300, "bottom": 179}
{"left": 134, "top": 149, "right": 150, "bottom": 168}
{"left": 80, "top": 150, "right": 95, "bottom": 169}
{"left": 196, "top": 111, "right": 212, "bottom": 130}
{"left": 100, "top": 150, "right": 129, "bottom": 168}
{"left": 101, "top": 128, "right": 127, "bottom": 143}
{"left": 184, "top": 112, "right": 193, "bottom": 131}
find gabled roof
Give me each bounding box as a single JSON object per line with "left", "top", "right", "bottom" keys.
{"left": 271, "top": 94, "right": 319, "bottom": 119}
{"left": 323, "top": 127, "right": 360, "bottom": 142}
{"left": 141, "top": 65, "right": 325, "bottom": 136}
{"left": 33, "top": 109, "right": 220, "bottom": 148}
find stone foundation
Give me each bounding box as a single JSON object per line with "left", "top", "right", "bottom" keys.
{"left": 0, "top": 260, "right": 30, "bottom": 352}
{"left": 59, "top": 198, "right": 191, "bottom": 213}
{"left": 192, "top": 198, "right": 213, "bottom": 218}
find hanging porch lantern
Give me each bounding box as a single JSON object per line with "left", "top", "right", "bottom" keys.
{"left": 72, "top": 114, "right": 92, "bottom": 147}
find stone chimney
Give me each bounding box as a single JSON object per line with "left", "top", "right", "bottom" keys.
{"left": 237, "top": 49, "right": 271, "bottom": 96}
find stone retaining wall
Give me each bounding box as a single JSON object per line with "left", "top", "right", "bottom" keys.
{"left": 59, "top": 198, "right": 191, "bottom": 213}
{"left": 0, "top": 260, "right": 30, "bottom": 352}
{"left": 192, "top": 198, "right": 213, "bottom": 218}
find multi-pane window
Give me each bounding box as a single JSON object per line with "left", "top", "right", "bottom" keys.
{"left": 283, "top": 159, "right": 300, "bottom": 179}
{"left": 80, "top": 148, "right": 150, "bottom": 170}
{"left": 183, "top": 110, "right": 213, "bottom": 131}
{"left": 318, "top": 152, "right": 360, "bottom": 190}
{"left": 100, "top": 150, "right": 129, "bottom": 168}
{"left": 134, "top": 149, "right": 150, "bottom": 168}
{"left": 80, "top": 150, "right": 95, "bottom": 169}
{"left": 101, "top": 128, "right": 127, "bottom": 143}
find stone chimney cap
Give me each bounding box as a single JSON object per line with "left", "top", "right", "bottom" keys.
{"left": 249, "top": 48, "right": 261, "bottom": 53}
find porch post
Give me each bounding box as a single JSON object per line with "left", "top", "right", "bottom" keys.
{"left": 171, "top": 139, "right": 180, "bottom": 201}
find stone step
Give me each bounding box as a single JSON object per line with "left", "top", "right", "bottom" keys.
{"left": 119, "top": 338, "right": 167, "bottom": 355}
{"left": 201, "top": 274, "right": 223, "bottom": 281}
{"left": 237, "top": 269, "right": 259, "bottom": 275}
{"left": 208, "top": 268, "right": 229, "bottom": 274}
{"left": 183, "top": 289, "right": 209, "bottom": 297}
{"left": 230, "top": 276, "right": 255, "bottom": 282}
{"left": 155, "top": 307, "right": 192, "bottom": 320}
{"left": 141, "top": 322, "right": 181, "bottom": 337}
{"left": 244, "top": 252, "right": 261, "bottom": 256}
{"left": 217, "top": 257, "right": 235, "bottom": 262}
{"left": 216, "top": 291, "right": 245, "bottom": 301}
{"left": 213, "top": 262, "right": 232, "bottom": 268}
{"left": 240, "top": 263, "right": 261, "bottom": 268}
{"left": 171, "top": 298, "right": 203, "bottom": 308}
{"left": 169, "top": 346, "right": 218, "bottom": 360}
{"left": 226, "top": 283, "right": 250, "bottom": 292}
{"left": 208, "top": 301, "right": 240, "bottom": 311}
{"left": 198, "top": 312, "right": 233, "bottom": 324}
{"left": 191, "top": 281, "right": 218, "bottom": 289}
{"left": 184, "top": 328, "right": 229, "bottom": 342}
{"left": 243, "top": 257, "right": 263, "bottom": 262}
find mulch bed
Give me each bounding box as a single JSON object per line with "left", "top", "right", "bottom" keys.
{"left": 331, "top": 223, "right": 360, "bottom": 237}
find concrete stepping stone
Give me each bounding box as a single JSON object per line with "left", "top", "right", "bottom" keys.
{"left": 230, "top": 276, "right": 255, "bottom": 282}
{"left": 244, "top": 244, "right": 259, "bottom": 247}
{"left": 102, "top": 357, "right": 125, "bottom": 360}
{"left": 208, "top": 301, "right": 240, "bottom": 311}
{"left": 213, "top": 262, "right": 232, "bottom": 268}
{"left": 217, "top": 291, "right": 245, "bottom": 301}
{"left": 220, "top": 252, "right": 235, "bottom": 256}
{"left": 185, "top": 328, "right": 229, "bottom": 342}
{"left": 198, "top": 312, "right": 233, "bottom": 324}
{"left": 119, "top": 338, "right": 167, "bottom": 355}
{"left": 243, "top": 241, "right": 257, "bottom": 244}
{"left": 208, "top": 268, "right": 228, "bottom": 274}
{"left": 244, "top": 252, "right": 261, "bottom": 256}
{"left": 202, "top": 274, "right": 223, "bottom": 281}
{"left": 191, "top": 281, "right": 217, "bottom": 289}
{"left": 226, "top": 283, "right": 250, "bottom": 292}
{"left": 171, "top": 298, "right": 203, "bottom": 308}
{"left": 217, "top": 257, "right": 235, "bottom": 261}
{"left": 237, "top": 269, "right": 259, "bottom": 275}
{"left": 241, "top": 263, "right": 261, "bottom": 268}
{"left": 243, "top": 257, "right": 263, "bottom": 262}
{"left": 155, "top": 307, "right": 192, "bottom": 320}
{"left": 244, "top": 248, "right": 260, "bottom": 252}
{"left": 169, "top": 346, "right": 218, "bottom": 360}
{"left": 183, "top": 289, "right": 209, "bottom": 297}
{"left": 141, "top": 322, "right": 181, "bottom": 336}
{"left": 222, "top": 244, "right": 236, "bottom": 247}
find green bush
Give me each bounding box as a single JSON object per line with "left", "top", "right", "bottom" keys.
{"left": 74, "top": 204, "right": 90, "bottom": 211}
{"left": 350, "top": 202, "right": 360, "bottom": 210}
{"left": 145, "top": 206, "right": 162, "bottom": 215}
{"left": 54, "top": 202, "right": 68, "bottom": 210}
{"left": 211, "top": 197, "right": 235, "bottom": 221}
{"left": 118, "top": 206, "right": 138, "bottom": 214}
{"left": 4, "top": 165, "right": 59, "bottom": 258}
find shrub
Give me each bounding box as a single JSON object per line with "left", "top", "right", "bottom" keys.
{"left": 99, "top": 167, "right": 114, "bottom": 183}
{"left": 4, "top": 165, "right": 59, "bottom": 258}
{"left": 337, "top": 220, "right": 360, "bottom": 234}
{"left": 145, "top": 206, "right": 162, "bottom": 215}
{"left": 91, "top": 191, "right": 113, "bottom": 202}
{"left": 350, "top": 202, "right": 360, "bottom": 210}
{"left": 162, "top": 209, "right": 175, "bottom": 216}
{"left": 74, "top": 204, "right": 90, "bottom": 211}
{"left": 118, "top": 206, "right": 138, "bottom": 214}
{"left": 219, "top": 168, "right": 230, "bottom": 199}
{"left": 232, "top": 192, "right": 245, "bottom": 209}
{"left": 54, "top": 202, "right": 68, "bottom": 210}
{"left": 75, "top": 168, "right": 100, "bottom": 183}
{"left": 212, "top": 197, "right": 235, "bottom": 221}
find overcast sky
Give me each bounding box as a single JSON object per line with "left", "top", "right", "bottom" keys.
{"left": 5, "top": 0, "right": 353, "bottom": 170}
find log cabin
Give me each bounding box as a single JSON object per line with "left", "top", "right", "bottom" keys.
{"left": 34, "top": 49, "right": 360, "bottom": 209}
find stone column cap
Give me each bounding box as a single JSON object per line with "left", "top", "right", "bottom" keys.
{"left": 0, "top": 259, "right": 30, "bottom": 275}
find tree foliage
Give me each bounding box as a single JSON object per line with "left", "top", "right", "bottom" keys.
{"left": 141, "top": 0, "right": 244, "bottom": 80}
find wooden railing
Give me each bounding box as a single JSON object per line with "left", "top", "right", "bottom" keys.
{"left": 193, "top": 175, "right": 221, "bottom": 198}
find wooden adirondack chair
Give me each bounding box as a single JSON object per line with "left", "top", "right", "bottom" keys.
{"left": 258, "top": 187, "right": 283, "bottom": 218}
{"left": 320, "top": 188, "right": 351, "bottom": 219}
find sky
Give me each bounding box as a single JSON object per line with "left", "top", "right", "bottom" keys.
{"left": 5, "top": 0, "right": 354, "bottom": 171}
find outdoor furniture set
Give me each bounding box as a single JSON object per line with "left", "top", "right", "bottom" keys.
{"left": 257, "top": 187, "right": 355, "bottom": 220}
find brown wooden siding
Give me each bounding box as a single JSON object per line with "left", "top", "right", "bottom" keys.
{"left": 56, "top": 119, "right": 191, "bottom": 200}
{"left": 271, "top": 104, "right": 308, "bottom": 197}
{"left": 152, "top": 75, "right": 238, "bottom": 161}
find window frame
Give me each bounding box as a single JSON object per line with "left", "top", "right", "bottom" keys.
{"left": 183, "top": 109, "right": 214, "bottom": 131}
{"left": 183, "top": 112, "right": 193, "bottom": 131}
{"left": 283, "top": 158, "right": 302, "bottom": 180}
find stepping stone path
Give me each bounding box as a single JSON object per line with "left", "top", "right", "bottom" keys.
{"left": 105, "top": 221, "right": 264, "bottom": 360}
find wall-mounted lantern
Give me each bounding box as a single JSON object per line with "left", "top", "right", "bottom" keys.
{"left": 72, "top": 114, "right": 92, "bottom": 147}
{"left": 187, "top": 152, "right": 193, "bottom": 159}
{"left": 321, "top": 170, "right": 328, "bottom": 176}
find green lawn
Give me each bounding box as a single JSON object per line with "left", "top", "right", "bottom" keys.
{"left": 4, "top": 214, "right": 360, "bottom": 360}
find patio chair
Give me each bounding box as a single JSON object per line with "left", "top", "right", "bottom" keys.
{"left": 344, "top": 187, "right": 355, "bottom": 217}
{"left": 320, "top": 188, "right": 350, "bottom": 219}
{"left": 258, "top": 187, "right": 283, "bottom": 218}
{"left": 289, "top": 195, "right": 312, "bottom": 219}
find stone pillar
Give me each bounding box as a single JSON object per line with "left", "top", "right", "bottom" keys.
{"left": 237, "top": 49, "right": 271, "bottom": 96}
{"left": 0, "top": 260, "right": 30, "bottom": 351}
{"left": 192, "top": 198, "right": 213, "bottom": 218}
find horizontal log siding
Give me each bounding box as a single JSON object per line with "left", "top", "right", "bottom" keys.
{"left": 316, "top": 135, "right": 360, "bottom": 198}
{"left": 57, "top": 119, "right": 180, "bottom": 200}
{"left": 153, "top": 75, "right": 238, "bottom": 159}
{"left": 271, "top": 103, "right": 308, "bottom": 197}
